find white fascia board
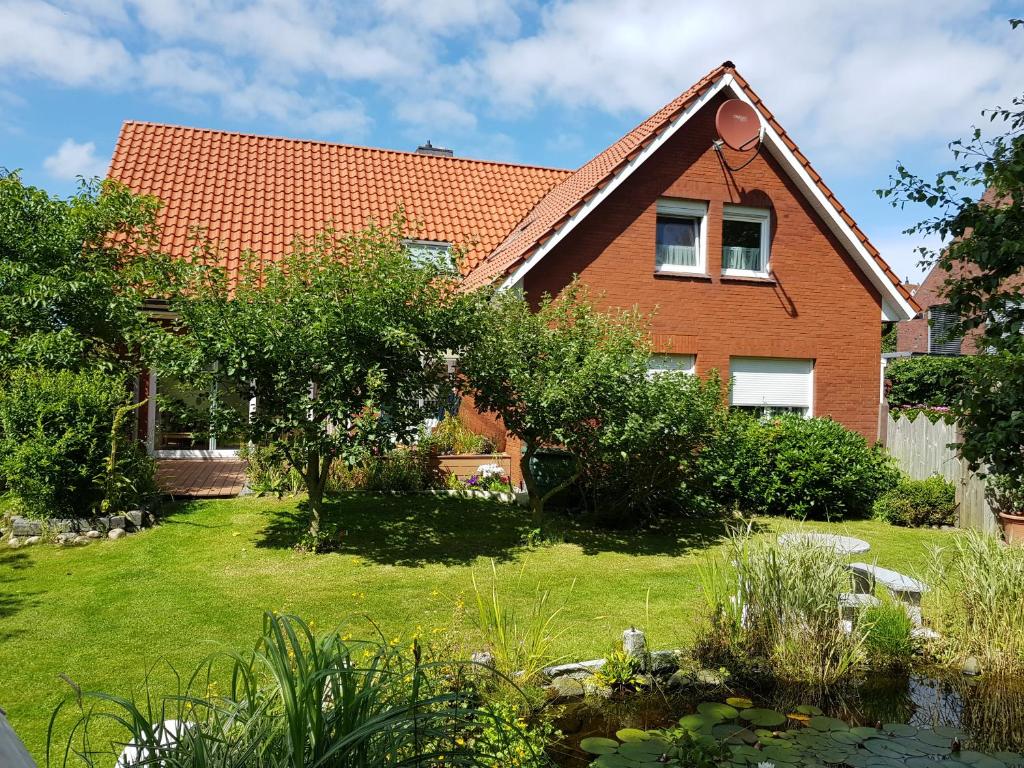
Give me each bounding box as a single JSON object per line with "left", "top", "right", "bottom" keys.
{"left": 499, "top": 75, "right": 730, "bottom": 292}
{"left": 723, "top": 78, "right": 916, "bottom": 321}
{"left": 497, "top": 73, "right": 915, "bottom": 322}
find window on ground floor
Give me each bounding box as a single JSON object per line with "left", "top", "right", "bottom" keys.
{"left": 729, "top": 356, "right": 813, "bottom": 417}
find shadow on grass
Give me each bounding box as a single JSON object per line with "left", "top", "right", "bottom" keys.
{"left": 0, "top": 549, "right": 39, "bottom": 639}
{"left": 255, "top": 493, "right": 738, "bottom": 566}
{"left": 159, "top": 500, "right": 233, "bottom": 529}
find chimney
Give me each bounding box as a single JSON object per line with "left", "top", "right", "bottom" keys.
{"left": 415, "top": 140, "right": 454, "bottom": 158}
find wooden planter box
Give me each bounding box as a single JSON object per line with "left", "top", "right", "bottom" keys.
{"left": 429, "top": 453, "right": 513, "bottom": 483}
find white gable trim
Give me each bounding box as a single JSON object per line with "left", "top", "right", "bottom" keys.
{"left": 498, "top": 73, "right": 915, "bottom": 321}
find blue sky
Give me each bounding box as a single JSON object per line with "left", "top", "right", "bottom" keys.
{"left": 2, "top": 0, "right": 1022, "bottom": 280}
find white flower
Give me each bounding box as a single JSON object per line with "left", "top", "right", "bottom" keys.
{"left": 476, "top": 463, "right": 504, "bottom": 479}
{"left": 757, "top": 761, "right": 776, "bottom": 768}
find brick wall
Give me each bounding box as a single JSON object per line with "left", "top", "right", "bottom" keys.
{"left": 521, "top": 92, "right": 884, "bottom": 439}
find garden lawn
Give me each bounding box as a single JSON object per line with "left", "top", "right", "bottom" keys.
{"left": 1, "top": 494, "right": 951, "bottom": 760}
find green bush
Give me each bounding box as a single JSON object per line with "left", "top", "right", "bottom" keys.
{"left": 885, "top": 355, "right": 976, "bottom": 407}
{"left": 325, "top": 447, "right": 431, "bottom": 494}
{"left": 0, "top": 367, "right": 155, "bottom": 517}
{"left": 239, "top": 443, "right": 305, "bottom": 496}
{"left": 578, "top": 371, "right": 728, "bottom": 519}
{"left": 860, "top": 597, "right": 916, "bottom": 669}
{"left": 728, "top": 415, "right": 899, "bottom": 520}
{"left": 418, "top": 413, "right": 492, "bottom": 455}
{"left": 872, "top": 474, "right": 957, "bottom": 527}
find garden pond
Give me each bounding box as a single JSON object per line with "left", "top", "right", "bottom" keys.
{"left": 549, "top": 670, "right": 1024, "bottom": 767}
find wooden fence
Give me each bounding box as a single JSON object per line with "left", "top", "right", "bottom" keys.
{"left": 884, "top": 413, "right": 999, "bottom": 534}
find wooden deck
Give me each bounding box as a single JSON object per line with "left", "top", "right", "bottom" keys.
{"left": 156, "top": 460, "right": 247, "bottom": 498}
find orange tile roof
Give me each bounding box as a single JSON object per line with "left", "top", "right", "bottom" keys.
{"left": 462, "top": 63, "right": 919, "bottom": 313}
{"left": 108, "top": 122, "right": 571, "bottom": 283}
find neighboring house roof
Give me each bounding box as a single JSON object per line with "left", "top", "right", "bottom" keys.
{"left": 463, "top": 62, "right": 919, "bottom": 320}
{"left": 108, "top": 122, "right": 571, "bottom": 283}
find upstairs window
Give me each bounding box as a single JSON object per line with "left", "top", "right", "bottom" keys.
{"left": 722, "top": 205, "right": 770, "bottom": 277}
{"left": 647, "top": 353, "right": 696, "bottom": 377}
{"left": 928, "top": 305, "right": 963, "bottom": 355}
{"left": 655, "top": 199, "right": 707, "bottom": 274}
{"left": 404, "top": 239, "right": 455, "bottom": 272}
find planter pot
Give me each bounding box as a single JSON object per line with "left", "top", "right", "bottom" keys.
{"left": 998, "top": 512, "right": 1024, "bottom": 545}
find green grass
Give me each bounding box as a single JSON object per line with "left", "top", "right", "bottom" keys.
{"left": 0, "top": 494, "right": 951, "bottom": 759}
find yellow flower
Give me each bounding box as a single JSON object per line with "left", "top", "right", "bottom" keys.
{"left": 455, "top": 737, "right": 465, "bottom": 746}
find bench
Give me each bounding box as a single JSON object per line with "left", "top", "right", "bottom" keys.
{"left": 848, "top": 562, "right": 929, "bottom": 626}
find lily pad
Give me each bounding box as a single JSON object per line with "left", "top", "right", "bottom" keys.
{"left": 934, "top": 726, "right": 970, "bottom": 740}
{"left": 741, "top": 707, "right": 787, "bottom": 727}
{"left": 615, "top": 728, "right": 651, "bottom": 742}
{"left": 809, "top": 716, "right": 850, "bottom": 732}
{"left": 832, "top": 731, "right": 863, "bottom": 746}
{"left": 680, "top": 712, "right": 722, "bottom": 731}
{"left": 728, "top": 696, "right": 755, "bottom": 709}
{"left": 994, "top": 754, "right": 1024, "bottom": 768}
{"left": 592, "top": 754, "right": 641, "bottom": 768}
{"left": 580, "top": 736, "right": 619, "bottom": 755}
{"left": 796, "top": 704, "right": 825, "bottom": 716}
{"left": 852, "top": 726, "right": 883, "bottom": 738}
{"left": 884, "top": 724, "right": 918, "bottom": 737}
{"left": 864, "top": 739, "right": 903, "bottom": 759}
{"left": 700, "top": 701, "right": 740, "bottom": 719}
{"left": 821, "top": 749, "right": 852, "bottom": 764}
{"left": 620, "top": 740, "right": 669, "bottom": 759}
{"left": 907, "top": 759, "right": 947, "bottom": 768}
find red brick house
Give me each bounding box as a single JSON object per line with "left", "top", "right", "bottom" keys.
{"left": 896, "top": 261, "right": 974, "bottom": 355}
{"left": 108, "top": 62, "right": 917, "bottom": 461}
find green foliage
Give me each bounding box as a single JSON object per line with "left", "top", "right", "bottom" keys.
{"left": 927, "top": 530, "right": 1024, "bottom": 676}
{"left": 580, "top": 715, "right": 731, "bottom": 768}
{"left": 593, "top": 648, "right": 647, "bottom": 690}
{"left": 889, "top": 405, "right": 954, "bottom": 423}
{"left": 146, "top": 215, "right": 481, "bottom": 540}
{"left": 872, "top": 474, "right": 957, "bottom": 527}
{"left": 0, "top": 171, "right": 156, "bottom": 374}
{"left": 885, "top": 355, "right": 976, "bottom": 407}
{"left": 48, "top": 611, "right": 530, "bottom": 767}
{"left": 700, "top": 528, "right": 867, "bottom": 685}
{"left": 881, "top": 323, "right": 897, "bottom": 353}
{"left": 240, "top": 443, "right": 306, "bottom": 496}
{"left": 362, "top": 448, "right": 431, "bottom": 493}
{"left": 0, "top": 367, "right": 155, "bottom": 517}
{"left": 859, "top": 596, "right": 916, "bottom": 670}
{"left": 577, "top": 370, "right": 729, "bottom": 520}
{"left": 878, "top": 29, "right": 1024, "bottom": 489}
{"left": 724, "top": 415, "right": 899, "bottom": 520}
{"left": 474, "top": 697, "right": 558, "bottom": 768}
{"left": 458, "top": 281, "right": 649, "bottom": 523}
{"left": 419, "top": 414, "right": 492, "bottom": 455}
{"left": 987, "top": 471, "right": 1024, "bottom": 515}
{"left": 469, "top": 561, "right": 571, "bottom": 684}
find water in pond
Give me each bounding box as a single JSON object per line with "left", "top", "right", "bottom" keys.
{"left": 550, "top": 671, "right": 1024, "bottom": 766}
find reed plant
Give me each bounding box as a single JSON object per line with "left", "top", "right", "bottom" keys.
{"left": 859, "top": 594, "right": 916, "bottom": 670}
{"left": 48, "top": 611, "right": 533, "bottom": 767}
{"left": 699, "top": 526, "right": 866, "bottom": 686}
{"left": 926, "top": 530, "right": 1024, "bottom": 676}
{"left": 469, "top": 561, "right": 573, "bottom": 684}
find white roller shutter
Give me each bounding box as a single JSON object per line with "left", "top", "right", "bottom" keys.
{"left": 730, "top": 357, "right": 813, "bottom": 412}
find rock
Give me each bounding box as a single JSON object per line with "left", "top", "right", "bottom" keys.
{"left": 125, "top": 510, "right": 144, "bottom": 530}
{"left": 85, "top": 530, "right": 101, "bottom": 539}
{"left": 547, "top": 676, "right": 585, "bottom": 700}
{"left": 24, "top": 536, "right": 41, "bottom": 546}
{"left": 8, "top": 537, "right": 21, "bottom": 549}
{"left": 582, "top": 678, "right": 612, "bottom": 699}
{"left": 695, "top": 668, "right": 726, "bottom": 686}
{"left": 108, "top": 528, "right": 126, "bottom": 540}
{"left": 108, "top": 515, "right": 126, "bottom": 531}
{"left": 963, "top": 656, "right": 982, "bottom": 676}
{"left": 55, "top": 532, "right": 78, "bottom": 546}
{"left": 667, "top": 670, "right": 694, "bottom": 689}
{"left": 650, "top": 650, "right": 680, "bottom": 675}
{"left": 12, "top": 517, "right": 42, "bottom": 537}
{"left": 470, "top": 651, "right": 496, "bottom": 670}
{"left": 73, "top": 535, "right": 90, "bottom": 545}
{"left": 622, "top": 627, "right": 648, "bottom": 658}
{"left": 95, "top": 517, "right": 111, "bottom": 532}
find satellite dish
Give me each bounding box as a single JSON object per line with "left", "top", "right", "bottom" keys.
{"left": 715, "top": 99, "right": 761, "bottom": 152}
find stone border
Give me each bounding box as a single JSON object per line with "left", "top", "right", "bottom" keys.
{"left": 4, "top": 510, "right": 153, "bottom": 548}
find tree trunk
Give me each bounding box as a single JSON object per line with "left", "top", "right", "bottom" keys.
{"left": 305, "top": 447, "right": 324, "bottom": 543}
{"left": 519, "top": 443, "right": 544, "bottom": 525}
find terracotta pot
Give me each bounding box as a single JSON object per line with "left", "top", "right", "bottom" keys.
{"left": 998, "top": 511, "right": 1024, "bottom": 545}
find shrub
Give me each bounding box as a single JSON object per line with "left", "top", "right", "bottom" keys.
{"left": 419, "top": 414, "right": 492, "bottom": 455}
{"left": 578, "top": 371, "right": 728, "bottom": 520}
{"left": 885, "top": 355, "right": 976, "bottom": 407}
{"left": 859, "top": 596, "right": 916, "bottom": 670}
{"left": 729, "top": 415, "right": 899, "bottom": 520}
{"left": 325, "top": 447, "right": 431, "bottom": 494}
{"left": 239, "top": 443, "right": 305, "bottom": 496}
{"left": 872, "top": 474, "right": 956, "bottom": 527}
{"left": 0, "top": 367, "right": 155, "bottom": 517}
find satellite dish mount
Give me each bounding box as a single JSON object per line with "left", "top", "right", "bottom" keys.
{"left": 713, "top": 98, "right": 764, "bottom": 171}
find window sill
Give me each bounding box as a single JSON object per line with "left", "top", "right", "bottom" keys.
{"left": 653, "top": 270, "right": 713, "bottom": 281}
{"left": 720, "top": 273, "right": 776, "bottom": 285}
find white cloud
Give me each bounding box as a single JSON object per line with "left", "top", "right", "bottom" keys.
{"left": 140, "top": 48, "right": 238, "bottom": 95}
{"left": 43, "top": 138, "right": 106, "bottom": 179}
{"left": 0, "top": 0, "right": 132, "bottom": 86}
{"left": 395, "top": 98, "right": 478, "bottom": 134}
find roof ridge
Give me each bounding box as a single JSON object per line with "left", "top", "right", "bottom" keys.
{"left": 118, "top": 120, "right": 573, "bottom": 175}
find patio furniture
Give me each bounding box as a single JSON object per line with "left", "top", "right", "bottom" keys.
{"left": 778, "top": 532, "right": 871, "bottom": 555}
{"left": 848, "top": 562, "right": 929, "bottom": 626}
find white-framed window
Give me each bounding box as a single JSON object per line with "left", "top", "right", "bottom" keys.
{"left": 722, "top": 204, "right": 771, "bottom": 277}
{"left": 655, "top": 199, "right": 708, "bottom": 274}
{"left": 730, "top": 357, "right": 813, "bottom": 418}
{"left": 403, "top": 239, "right": 455, "bottom": 271}
{"left": 928, "top": 305, "right": 962, "bottom": 355}
{"left": 647, "top": 353, "right": 696, "bottom": 377}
